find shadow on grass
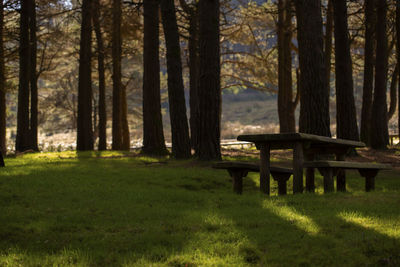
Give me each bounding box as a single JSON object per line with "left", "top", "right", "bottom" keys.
{"left": 0, "top": 156, "right": 399, "bottom": 266}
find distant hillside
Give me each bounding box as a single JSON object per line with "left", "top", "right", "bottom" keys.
{"left": 221, "top": 89, "right": 279, "bottom": 125}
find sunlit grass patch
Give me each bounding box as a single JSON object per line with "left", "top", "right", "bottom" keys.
{"left": 262, "top": 199, "right": 320, "bottom": 235}
{"left": 339, "top": 210, "right": 400, "bottom": 239}
{"left": 1, "top": 151, "right": 400, "bottom": 266}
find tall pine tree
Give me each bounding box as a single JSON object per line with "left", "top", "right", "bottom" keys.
{"left": 360, "top": 0, "right": 376, "bottom": 145}
{"left": 77, "top": 0, "right": 94, "bottom": 151}
{"left": 161, "top": 0, "right": 191, "bottom": 158}
{"left": 295, "top": 0, "right": 331, "bottom": 137}
{"left": 333, "top": 0, "right": 359, "bottom": 141}
{"left": 142, "top": 0, "right": 168, "bottom": 155}
{"left": 197, "top": 0, "right": 221, "bottom": 160}
{"left": 370, "top": 0, "right": 389, "bottom": 149}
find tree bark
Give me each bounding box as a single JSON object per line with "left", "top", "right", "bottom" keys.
{"left": 388, "top": 64, "right": 398, "bottom": 121}
{"left": 324, "top": 0, "right": 333, "bottom": 93}
{"left": 142, "top": 0, "right": 168, "bottom": 156}
{"left": 77, "top": 0, "right": 94, "bottom": 151}
{"left": 360, "top": 0, "right": 376, "bottom": 145}
{"left": 197, "top": 0, "right": 222, "bottom": 160}
{"left": 397, "top": 0, "right": 400, "bottom": 138}
{"left": 112, "top": 0, "right": 123, "bottom": 150}
{"left": 295, "top": 0, "right": 331, "bottom": 137}
{"left": 93, "top": 0, "right": 107, "bottom": 151}
{"left": 121, "top": 85, "right": 130, "bottom": 150}
{"left": 370, "top": 0, "right": 389, "bottom": 149}
{"left": 29, "top": 0, "right": 38, "bottom": 151}
{"left": 187, "top": 4, "right": 200, "bottom": 154}
{"left": 0, "top": 0, "right": 5, "bottom": 154}
{"left": 160, "top": 0, "right": 191, "bottom": 159}
{"left": 333, "top": 0, "right": 359, "bottom": 141}
{"left": 277, "top": 0, "right": 295, "bottom": 133}
{"left": 16, "top": 0, "right": 31, "bottom": 152}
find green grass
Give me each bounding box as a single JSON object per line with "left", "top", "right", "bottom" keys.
{"left": 0, "top": 151, "right": 400, "bottom": 266}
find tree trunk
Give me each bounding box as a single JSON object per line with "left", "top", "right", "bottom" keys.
{"left": 388, "top": 64, "right": 398, "bottom": 121}
{"left": 360, "top": 0, "right": 376, "bottom": 145}
{"left": 295, "top": 0, "right": 331, "bottom": 137}
{"left": 16, "top": 0, "right": 31, "bottom": 152}
{"left": 188, "top": 5, "right": 200, "bottom": 154}
{"left": 370, "top": 0, "right": 388, "bottom": 149}
{"left": 77, "top": 0, "right": 94, "bottom": 151}
{"left": 29, "top": 0, "right": 38, "bottom": 151}
{"left": 197, "top": 0, "right": 222, "bottom": 160}
{"left": 277, "top": 0, "right": 295, "bottom": 133}
{"left": 0, "top": 0, "right": 5, "bottom": 155}
{"left": 160, "top": 0, "right": 191, "bottom": 159}
{"left": 325, "top": 0, "right": 333, "bottom": 93}
{"left": 93, "top": 0, "right": 107, "bottom": 151}
{"left": 142, "top": 0, "right": 168, "bottom": 156}
{"left": 333, "top": 0, "right": 359, "bottom": 141}
{"left": 397, "top": 0, "right": 400, "bottom": 138}
{"left": 121, "top": 85, "right": 130, "bottom": 150}
{"left": 112, "top": 0, "right": 123, "bottom": 150}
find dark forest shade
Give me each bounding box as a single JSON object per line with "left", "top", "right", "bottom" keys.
{"left": 0, "top": 1, "right": 5, "bottom": 154}
{"left": 333, "top": 0, "right": 359, "bottom": 141}
{"left": 93, "top": 0, "right": 107, "bottom": 151}
{"left": 160, "top": 0, "right": 191, "bottom": 159}
{"left": 277, "top": 0, "right": 295, "bottom": 133}
{"left": 142, "top": 0, "right": 168, "bottom": 156}
{"left": 295, "top": 0, "right": 331, "bottom": 137}
{"left": 370, "top": 0, "right": 389, "bottom": 149}
{"left": 360, "top": 0, "right": 376, "bottom": 145}
{"left": 112, "top": 0, "right": 123, "bottom": 150}
{"left": 16, "top": 0, "right": 32, "bottom": 152}
{"left": 77, "top": 0, "right": 94, "bottom": 151}
{"left": 197, "top": 0, "right": 222, "bottom": 160}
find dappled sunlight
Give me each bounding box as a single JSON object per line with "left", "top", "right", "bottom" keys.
{"left": 338, "top": 211, "right": 400, "bottom": 239}
{"left": 262, "top": 200, "right": 320, "bottom": 235}
{"left": 178, "top": 212, "right": 255, "bottom": 265}
{"left": 0, "top": 248, "right": 91, "bottom": 266}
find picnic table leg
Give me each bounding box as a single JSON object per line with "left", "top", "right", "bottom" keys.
{"left": 259, "top": 144, "right": 270, "bottom": 195}
{"left": 336, "top": 153, "right": 346, "bottom": 192}
{"left": 271, "top": 173, "right": 291, "bottom": 195}
{"left": 228, "top": 169, "right": 248, "bottom": 194}
{"left": 293, "top": 142, "right": 304, "bottom": 194}
{"left": 358, "top": 169, "right": 378, "bottom": 192}
{"left": 321, "top": 168, "right": 334, "bottom": 193}
{"left": 305, "top": 153, "right": 315, "bottom": 192}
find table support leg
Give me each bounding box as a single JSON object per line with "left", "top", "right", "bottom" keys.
{"left": 293, "top": 142, "right": 304, "bottom": 194}
{"left": 336, "top": 153, "right": 346, "bottom": 192}
{"left": 322, "top": 168, "right": 334, "bottom": 193}
{"left": 260, "top": 144, "right": 270, "bottom": 195}
{"left": 305, "top": 154, "right": 315, "bottom": 193}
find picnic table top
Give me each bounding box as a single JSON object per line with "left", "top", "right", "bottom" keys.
{"left": 237, "top": 132, "right": 365, "bottom": 150}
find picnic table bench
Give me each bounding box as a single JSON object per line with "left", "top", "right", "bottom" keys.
{"left": 213, "top": 161, "right": 292, "bottom": 195}
{"left": 303, "top": 161, "right": 391, "bottom": 192}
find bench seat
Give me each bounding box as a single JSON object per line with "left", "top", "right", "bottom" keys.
{"left": 303, "top": 161, "right": 391, "bottom": 192}
{"left": 213, "top": 161, "right": 292, "bottom": 195}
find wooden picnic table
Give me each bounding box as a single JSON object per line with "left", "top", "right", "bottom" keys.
{"left": 237, "top": 133, "right": 365, "bottom": 194}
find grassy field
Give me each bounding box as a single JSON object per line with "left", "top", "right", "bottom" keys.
{"left": 0, "top": 151, "right": 399, "bottom": 266}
